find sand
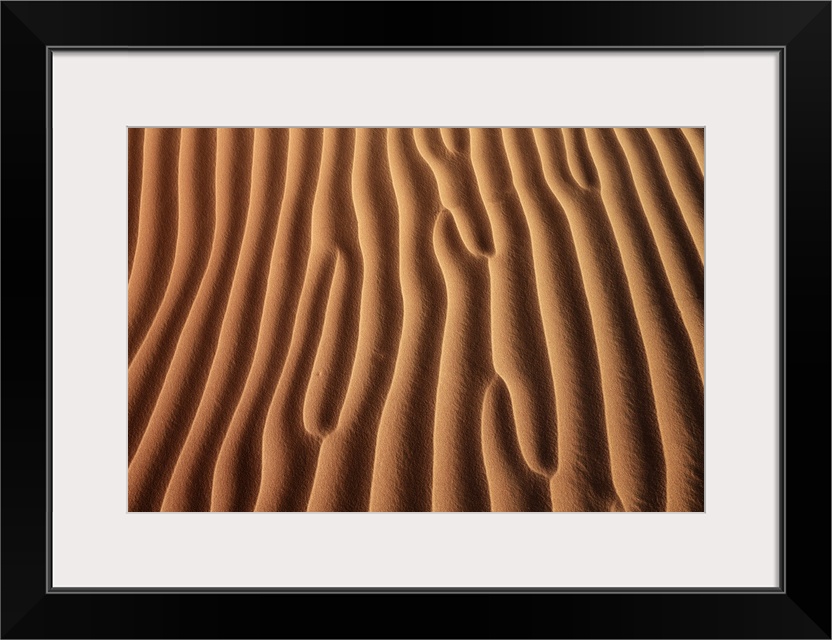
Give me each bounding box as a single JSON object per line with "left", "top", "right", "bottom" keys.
{"left": 127, "top": 127, "right": 704, "bottom": 512}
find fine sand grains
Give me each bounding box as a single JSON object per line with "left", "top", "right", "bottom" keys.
{"left": 128, "top": 127, "right": 705, "bottom": 512}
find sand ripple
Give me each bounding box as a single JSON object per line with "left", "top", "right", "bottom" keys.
{"left": 128, "top": 127, "right": 704, "bottom": 512}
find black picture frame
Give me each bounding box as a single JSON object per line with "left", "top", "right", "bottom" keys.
{"left": 2, "top": 2, "right": 829, "bottom": 638}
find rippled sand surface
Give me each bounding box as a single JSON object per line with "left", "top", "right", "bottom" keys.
{"left": 127, "top": 127, "right": 704, "bottom": 512}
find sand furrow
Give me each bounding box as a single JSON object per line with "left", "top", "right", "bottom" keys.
{"left": 302, "top": 128, "right": 364, "bottom": 439}
{"left": 306, "top": 128, "right": 404, "bottom": 512}
{"left": 481, "top": 377, "right": 552, "bottom": 511}
{"left": 586, "top": 128, "right": 704, "bottom": 512}
{"left": 128, "top": 129, "right": 254, "bottom": 511}
{"left": 469, "top": 128, "right": 558, "bottom": 480}
{"left": 431, "top": 210, "right": 493, "bottom": 512}
{"left": 129, "top": 127, "right": 705, "bottom": 513}
{"left": 209, "top": 129, "right": 323, "bottom": 512}
{"left": 127, "top": 128, "right": 145, "bottom": 280}
{"left": 160, "top": 129, "right": 290, "bottom": 512}
{"left": 413, "top": 128, "right": 494, "bottom": 256}
{"left": 616, "top": 129, "right": 704, "bottom": 381}
{"left": 368, "top": 129, "right": 447, "bottom": 512}
{"left": 254, "top": 130, "right": 364, "bottom": 512}
{"left": 562, "top": 126, "right": 600, "bottom": 191}
{"left": 127, "top": 128, "right": 217, "bottom": 462}
{"left": 648, "top": 128, "right": 705, "bottom": 263}
{"left": 533, "top": 128, "right": 667, "bottom": 512}
{"left": 681, "top": 128, "right": 705, "bottom": 177}
{"left": 502, "top": 128, "right": 621, "bottom": 512}
{"left": 255, "top": 252, "right": 336, "bottom": 512}
{"left": 128, "top": 128, "right": 181, "bottom": 362}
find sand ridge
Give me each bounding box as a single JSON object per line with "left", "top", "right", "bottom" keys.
{"left": 128, "top": 127, "right": 705, "bottom": 512}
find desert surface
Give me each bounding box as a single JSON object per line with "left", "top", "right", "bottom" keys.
{"left": 128, "top": 127, "right": 704, "bottom": 512}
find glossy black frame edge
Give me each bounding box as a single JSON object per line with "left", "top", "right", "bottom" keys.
{"left": 2, "top": 1, "right": 829, "bottom": 638}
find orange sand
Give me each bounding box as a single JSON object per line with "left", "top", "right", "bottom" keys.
{"left": 127, "top": 128, "right": 704, "bottom": 512}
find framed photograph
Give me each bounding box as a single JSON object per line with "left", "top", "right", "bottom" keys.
{"left": 2, "top": 1, "right": 829, "bottom": 637}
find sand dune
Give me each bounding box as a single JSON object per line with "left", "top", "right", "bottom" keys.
{"left": 128, "top": 127, "right": 704, "bottom": 512}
